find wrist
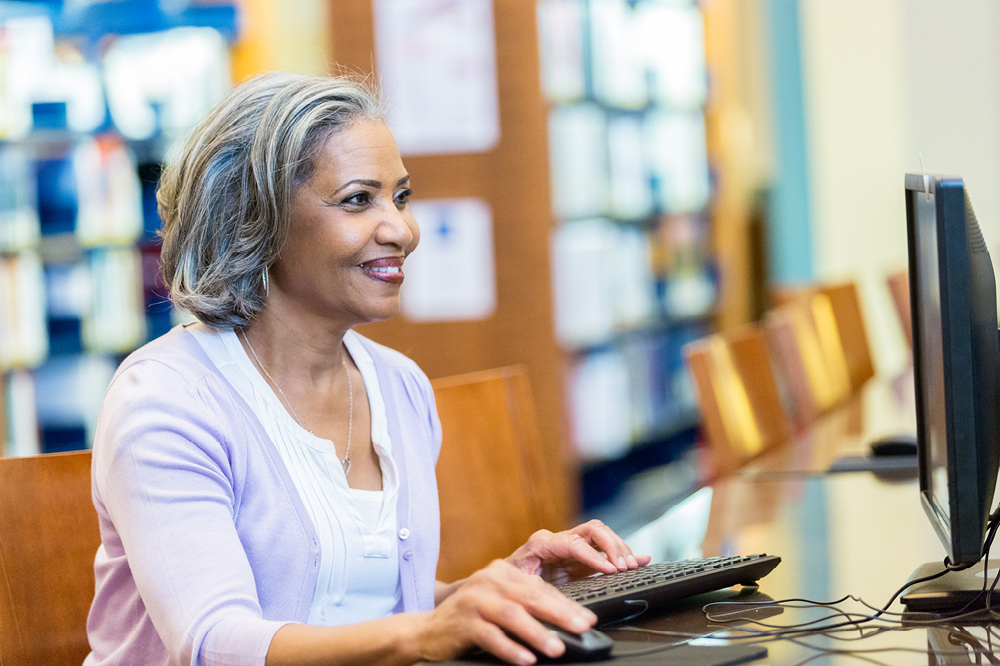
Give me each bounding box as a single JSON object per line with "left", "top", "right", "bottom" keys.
{"left": 404, "top": 611, "right": 434, "bottom": 663}
{"left": 434, "top": 579, "right": 465, "bottom": 605}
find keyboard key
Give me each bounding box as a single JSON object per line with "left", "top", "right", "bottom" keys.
{"left": 556, "top": 554, "right": 781, "bottom": 625}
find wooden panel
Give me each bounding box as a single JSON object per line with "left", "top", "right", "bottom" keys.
{"left": 0, "top": 451, "right": 98, "bottom": 666}
{"left": 329, "top": 0, "right": 573, "bottom": 527}
{"left": 433, "top": 366, "right": 559, "bottom": 582}
{"left": 703, "top": 0, "right": 757, "bottom": 331}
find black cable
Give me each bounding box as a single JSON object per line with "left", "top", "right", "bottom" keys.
{"left": 684, "top": 518, "right": 1000, "bottom": 657}
{"left": 610, "top": 508, "right": 1000, "bottom": 666}
{"left": 598, "top": 599, "right": 648, "bottom": 627}
{"left": 700, "top": 509, "right": 1000, "bottom": 640}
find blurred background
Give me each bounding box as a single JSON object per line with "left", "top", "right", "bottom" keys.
{"left": 0, "top": 0, "right": 995, "bottom": 524}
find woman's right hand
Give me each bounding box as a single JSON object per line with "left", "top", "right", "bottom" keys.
{"left": 415, "top": 559, "right": 598, "bottom": 665}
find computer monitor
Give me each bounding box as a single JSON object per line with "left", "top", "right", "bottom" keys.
{"left": 901, "top": 174, "right": 1000, "bottom": 612}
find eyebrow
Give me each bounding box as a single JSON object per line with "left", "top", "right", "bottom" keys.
{"left": 331, "top": 175, "right": 411, "bottom": 197}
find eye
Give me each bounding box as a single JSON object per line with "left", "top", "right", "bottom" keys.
{"left": 394, "top": 188, "right": 412, "bottom": 207}
{"left": 342, "top": 191, "right": 371, "bottom": 207}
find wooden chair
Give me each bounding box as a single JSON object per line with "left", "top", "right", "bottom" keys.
{"left": 432, "top": 366, "right": 567, "bottom": 583}
{"left": 766, "top": 293, "right": 852, "bottom": 425}
{"left": 683, "top": 325, "right": 793, "bottom": 476}
{"left": 818, "top": 282, "right": 875, "bottom": 391}
{"left": 886, "top": 270, "right": 912, "bottom": 348}
{"left": 0, "top": 450, "right": 99, "bottom": 666}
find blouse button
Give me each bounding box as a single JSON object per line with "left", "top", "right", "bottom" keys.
{"left": 402, "top": 549, "right": 414, "bottom": 561}
{"left": 398, "top": 528, "right": 410, "bottom": 540}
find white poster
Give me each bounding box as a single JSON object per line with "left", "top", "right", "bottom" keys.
{"left": 401, "top": 198, "right": 496, "bottom": 321}
{"left": 373, "top": 0, "right": 501, "bottom": 155}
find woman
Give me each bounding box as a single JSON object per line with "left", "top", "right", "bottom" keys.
{"left": 85, "top": 72, "right": 649, "bottom": 666}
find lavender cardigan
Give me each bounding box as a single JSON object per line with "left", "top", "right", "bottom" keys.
{"left": 84, "top": 325, "right": 442, "bottom": 666}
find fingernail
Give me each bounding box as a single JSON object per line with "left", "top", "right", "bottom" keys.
{"left": 627, "top": 554, "right": 638, "bottom": 568}
{"left": 518, "top": 650, "right": 536, "bottom": 665}
{"left": 617, "top": 556, "right": 627, "bottom": 569}
{"left": 572, "top": 614, "right": 591, "bottom": 632}
{"left": 545, "top": 637, "right": 563, "bottom": 656}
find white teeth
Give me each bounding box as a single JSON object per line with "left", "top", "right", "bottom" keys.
{"left": 366, "top": 266, "right": 400, "bottom": 273}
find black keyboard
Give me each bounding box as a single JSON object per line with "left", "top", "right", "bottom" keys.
{"left": 557, "top": 554, "right": 781, "bottom": 624}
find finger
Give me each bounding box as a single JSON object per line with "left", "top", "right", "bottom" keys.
{"left": 508, "top": 567, "right": 598, "bottom": 633}
{"left": 564, "top": 532, "right": 619, "bottom": 574}
{"left": 481, "top": 560, "right": 597, "bottom": 631}
{"left": 474, "top": 618, "right": 538, "bottom": 666}
{"left": 575, "top": 520, "right": 640, "bottom": 570}
{"left": 482, "top": 599, "right": 565, "bottom": 661}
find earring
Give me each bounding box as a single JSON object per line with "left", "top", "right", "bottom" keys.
{"left": 262, "top": 266, "right": 270, "bottom": 297}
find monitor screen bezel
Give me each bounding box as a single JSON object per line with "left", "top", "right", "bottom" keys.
{"left": 905, "top": 173, "right": 986, "bottom": 566}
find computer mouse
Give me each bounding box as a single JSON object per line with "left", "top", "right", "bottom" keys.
{"left": 510, "top": 622, "right": 613, "bottom": 663}
{"left": 869, "top": 433, "right": 918, "bottom": 458}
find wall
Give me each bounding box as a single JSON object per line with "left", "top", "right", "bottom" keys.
{"left": 796, "top": 0, "right": 1000, "bottom": 375}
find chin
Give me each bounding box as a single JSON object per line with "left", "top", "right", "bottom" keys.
{"left": 360, "top": 299, "right": 402, "bottom": 324}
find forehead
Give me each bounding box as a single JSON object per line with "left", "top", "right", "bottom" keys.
{"left": 310, "top": 119, "right": 405, "bottom": 182}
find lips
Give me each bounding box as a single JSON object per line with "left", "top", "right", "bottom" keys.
{"left": 359, "top": 256, "right": 405, "bottom": 284}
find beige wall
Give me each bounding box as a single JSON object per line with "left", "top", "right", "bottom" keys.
{"left": 798, "top": 0, "right": 1000, "bottom": 375}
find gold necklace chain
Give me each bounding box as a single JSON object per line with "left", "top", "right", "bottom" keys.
{"left": 240, "top": 329, "right": 354, "bottom": 475}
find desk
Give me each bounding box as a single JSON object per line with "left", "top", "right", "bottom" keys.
{"left": 602, "top": 371, "right": 999, "bottom": 665}
{"left": 615, "top": 473, "right": 969, "bottom": 664}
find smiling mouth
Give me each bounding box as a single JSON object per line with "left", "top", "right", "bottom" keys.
{"left": 360, "top": 257, "right": 405, "bottom": 284}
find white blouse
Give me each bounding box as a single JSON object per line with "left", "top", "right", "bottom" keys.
{"left": 190, "top": 324, "right": 401, "bottom": 626}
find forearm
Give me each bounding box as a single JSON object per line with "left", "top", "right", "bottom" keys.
{"left": 265, "top": 612, "right": 428, "bottom": 666}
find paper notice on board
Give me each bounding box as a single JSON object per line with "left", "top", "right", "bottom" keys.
{"left": 401, "top": 198, "right": 496, "bottom": 322}
{"left": 373, "top": 0, "right": 501, "bottom": 155}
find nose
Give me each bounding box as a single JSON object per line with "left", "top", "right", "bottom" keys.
{"left": 375, "top": 201, "right": 417, "bottom": 250}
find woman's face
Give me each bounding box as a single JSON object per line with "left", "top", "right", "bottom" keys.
{"left": 270, "top": 118, "right": 419, "bottom": 328}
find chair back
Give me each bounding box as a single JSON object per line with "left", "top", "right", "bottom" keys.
{"left": 818, "top": 282, "right": 875, "bottom": 391}
{"left": 684, "top": 325, "right": 792, "bottom": 475}
{"left": 766, "top": 292, "right": 853, "bottom": 424}
{"left": 0, "top": 450, "right": 98, "bottom": 666}
{"left": 432, "top": 366, "right": 564, "bottom": 582}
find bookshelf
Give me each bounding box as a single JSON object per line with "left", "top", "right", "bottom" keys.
{"left": 325, "top": 0, "right": 737, "bottom": 521}
{"left": 0, "top": 5, "right": 235, "bottom": 457}
{"left": 327, "top": 0, "right": 575, "bottom": 526}
{"left": 538, "top": 0, "right": 714, "bottom": 469}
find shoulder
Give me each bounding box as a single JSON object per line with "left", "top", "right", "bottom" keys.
{"left": 112, "top": 324, "right": 217, "bottom": 387}
{"left": 99, "top": 325, "right": 243, "bottom": 447}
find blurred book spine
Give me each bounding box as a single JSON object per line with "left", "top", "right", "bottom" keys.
{"left": 0, "top": 8, "right": 233, "bottom": 455}
{"left": 539, "top": 0, "right": 714, "bottom": 460}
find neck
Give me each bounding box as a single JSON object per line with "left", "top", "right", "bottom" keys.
{"left": 238, "top": 302, "right": 354, "bottom": 390}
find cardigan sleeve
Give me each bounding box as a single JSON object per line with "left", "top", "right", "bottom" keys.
{"left": 92, "top": 359, "right": 292, "bottom": 666}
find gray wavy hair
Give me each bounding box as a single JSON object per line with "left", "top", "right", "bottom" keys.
{"left": 157, "top": 72, "right": 386, "bottom": 328}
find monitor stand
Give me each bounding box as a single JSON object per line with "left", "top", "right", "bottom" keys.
{"left": 901, "top": 559, "right": 1000, "bottom": 621}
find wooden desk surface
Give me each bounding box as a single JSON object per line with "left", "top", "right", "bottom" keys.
{"left": 611, "top": 371, "right": 1000, "bottom": 664}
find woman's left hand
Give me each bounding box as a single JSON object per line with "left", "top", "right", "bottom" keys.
{"left": 506, "top": 519, "right": 652, "bottom": 585}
